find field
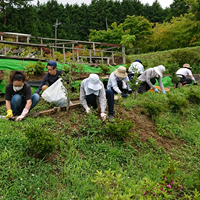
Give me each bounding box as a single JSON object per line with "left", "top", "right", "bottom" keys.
{"left": 0, "top": 84, "right": 200, "bottom": 199}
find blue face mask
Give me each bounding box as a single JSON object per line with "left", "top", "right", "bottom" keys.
{"left": 13, "top": 84, "right": 23, "bottom": 92}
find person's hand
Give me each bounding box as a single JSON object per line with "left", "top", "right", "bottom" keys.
{"left": 121, "top": 93, "right": 127, "bottom": 98}
{"left": 194, "top": 82, "right": 197, "bottom": 85}
{"left": 128, "top": 90, "right": 132, "bottom": 94}
{"left": 86, "top": 107, "right": 90, "bottom": 114}
{"left": 154, "top": 88, "right": 159, "bottom": 93}
{"left": 5, "top": 109, "right": 13, "bottom": 118}
{"left": 100, "top": 112, "right": 107, "bottom": 121}
{"left": 163, "top": 91, "right": 166, "bottom": 94}
{"left": 15, "top": 108, "right": 29, "bottom": 121}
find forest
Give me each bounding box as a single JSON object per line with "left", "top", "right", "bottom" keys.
{"left": 1, "top": 0, "right": 200, "bottom": 54}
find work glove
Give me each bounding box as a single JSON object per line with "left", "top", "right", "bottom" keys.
{"left": 121, "top": 93, "right": 127, "bottom": 98}
{"left": 128, "top": 90, "right": 132, "bottom": 94}
{"left": 163, "top": 91, "right": 166, "bottom": 94}
{"left": 154, "top": 88, "right": 159, "bottom": 93}
{"left": 86, "top": 107, "right": 90, "bottom": 114}
{"left": 5, "top": 109, "right": 13, "bottom": 118}
{"left": 100, "top": 112, "right": 107, "bottom": 121}
{"left": 16, "top": 108, "right": 29, "bottom": 121}
{"left": 193, "top": 83, "right": 197, "bottom": 85}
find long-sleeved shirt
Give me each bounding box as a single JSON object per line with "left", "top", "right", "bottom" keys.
{"left": 107, "top": 72, "right": 132, "bottom": 93}
{"left": 138, "top": 68, "right": 165, "bottom": 92}
{"left": 176, "top": 68, "right": 193, "bottom": 77}
{"left": 128, "top": 62, "right": 144, "bottom": 74}
{"left": 80, "top": 79, "right": 107, "bottom": 113}
{"left": 35, "top": 71, "right": 63, "bottom": 94}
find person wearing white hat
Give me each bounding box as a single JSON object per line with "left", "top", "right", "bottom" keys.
{"left": 80, "top": 74, "right": 115, "bottom": 121}
{"left": 128, "top": 59, "right": 144, "bottom": 78}
{"left": 137, "top": 65, "right": 166, "bottom": 93}
{"left": 176, "top": 64, "right": 197, "bottom": 86}
{"left": 107, "top": 66, "right": 132, "bottom": 98}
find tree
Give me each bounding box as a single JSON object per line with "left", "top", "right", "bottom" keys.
{"left": 0, "top": 0, "right": 32, "bottom": 26}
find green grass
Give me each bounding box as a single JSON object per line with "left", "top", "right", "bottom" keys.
{"left": 1, "top": 85, "right": 200, "bottom": 199}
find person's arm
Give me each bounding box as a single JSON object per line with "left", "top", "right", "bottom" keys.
{"left": 124, "top": 76, "right": 132, "bottom": 91}
{"left": 98, "top": 86, "right": 107, "bottom": 113}
{"left": 6, "top": 100, "right": 11, "bottom": 110}
{"left": 157, "top": 77, "right": 165, "bottom": 92}
{"left": 35, "top": 74, "right": 48, "bottom": 94}
{"left": 80, "top": 81, "right": 89, "bottom": 112}
{"left": 145, "top": 69, "right": 156, "bottom": 90}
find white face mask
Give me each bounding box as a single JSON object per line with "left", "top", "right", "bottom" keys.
{"left": 13, "top": 84, "right": 24, "bottom": 92}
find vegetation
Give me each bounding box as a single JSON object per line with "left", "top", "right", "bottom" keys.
{"left": 0, "top": 84, "right": 200, "bottom": 199}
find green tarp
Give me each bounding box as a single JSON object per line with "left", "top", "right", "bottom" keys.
{"left": 155, "top": 76, "right": 174, "bottom": 87}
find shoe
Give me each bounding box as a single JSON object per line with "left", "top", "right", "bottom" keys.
{"left": 108, "top": 114, "right": 114, "bottom": 122}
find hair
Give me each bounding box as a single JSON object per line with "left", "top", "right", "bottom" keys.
{"left": 46, "top": 65, "right": 57, "bottom": 70}
{"left": 8, "top": 71, "right": 28, "bottom": 83}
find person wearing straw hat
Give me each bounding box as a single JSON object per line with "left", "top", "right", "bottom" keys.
{"left": 128, "top": 59, "right": 144, "bottom": 79}
{"left": 137, "top": 65, "right": 166, "bottom": 94}
{"left": 80, "top": 74, "right": 115, "bottom": 121}
{"left": 175, "top": 64, "right": 197, "bottom": 87}
{"left": 107, "top": 66, "right": 132, "bottom": 98}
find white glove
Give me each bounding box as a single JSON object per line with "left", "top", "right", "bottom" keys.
{"left": 100, "top": 112, "right": 107, "bottom": 121}
{"left": 192, "top": 78, "right": 196, "bottom": 83}
{"left": 16, "top": 108, "right": 29, "bottom": 121}
{"left": 86, "top": 107, "right": 90, "bottom": 114}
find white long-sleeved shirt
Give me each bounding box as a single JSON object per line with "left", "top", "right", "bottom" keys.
{"left": 80, "top": 79, "right": 107, "bottom": 112}
{"left": 107, "top": 72, "right": 132, "bottom": 93}
{"left": 128, "top": 62, "right": 144, "bottom": 74}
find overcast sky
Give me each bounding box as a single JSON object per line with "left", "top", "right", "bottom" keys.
{"left": 31, "top": 0, "right": 173, "bottom": 9}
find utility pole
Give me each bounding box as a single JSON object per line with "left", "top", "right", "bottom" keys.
{"left": 53, "top": 19, "right": 61, "bottom": 51}
{"left": 105, "top": 18, "right": 108, "bottom": 31}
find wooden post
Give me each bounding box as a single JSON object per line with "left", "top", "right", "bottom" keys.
{"left": 29, "top": 46, "right": 31, "bottom": 57}
{"left": 63, "top": 44, "right": 65, "bottom": 63}
{"left": 77, "top": 49, "right": 79, "bottom": 63}
{"left": 72, "top": 43, "right": 75, "bottom": 62}
{"left": 107, "top": 58, "right": 109, "bottom": 65}
{"left": 93, "top": 42, "right": 95, "bottom": 56}
{"left": 101, "top": 51, "right": 103, "bottom": 65}
{"left": 89, "top": 50, "right": 92, "bottom": 63}
{"left": 122, "top": 46, "right": 126, "bottom": 64}
{"left": 41, "top": 47, "right": 43, "bottom": 58}
{"left": 27, "top": 37, "right": 30, "bottom": 43}
{"left": 1, "top": 35, "right": 3, "bottom": 40}
{"left": 16, "top": 35, "right": 18, "bottom": 42}
{"left": 37, "top": 47, "right": 39, "bottom": 58}
{"left": 52, "top": 47, "right": 55, "bottom": 61}
{"left": 112, "top": 52, "right": 114, "bottom": 64}
{"left": 4, "top": 44, "right": 6, "bottom": 56}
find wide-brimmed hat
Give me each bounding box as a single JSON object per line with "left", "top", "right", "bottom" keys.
{"left": 154, "top": 65, "right": 165, "bottom": 77}
{"left": 183, "top": 63, "right": 192, "bottom": 69}
{"left": 114, "top": 66, "right": 127, "bottom": 78}
{"left": 88, "top": 74, "right": 102, "bottom": 90}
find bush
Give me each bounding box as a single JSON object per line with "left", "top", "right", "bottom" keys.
{"left": 35, "top": 61, "right": 45, "bottom": 75}
{"left": 25, "top": 62, "right": 36, "bottom": 77}
{"left": 187, "top": 87, "right": 200, "bottom": 104}
{"left": 168, "top": 49, "right": 200, "bottom": 67}
{"left": 99, "top": 64, "right": 110, "bottom": 74}
{"left": 25, "top": 124, "right": 58, "bottom": 156}
{"left": 105, "top": 117, "right": 134, "bottom": 139}
{"left": 167, "top": 92, "right": 188, "bottom": 111}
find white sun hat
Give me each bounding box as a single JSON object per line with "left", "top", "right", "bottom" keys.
{"left": 88, "top": 74, "right": 102, "bottom": 90}
{"left": 114, "top": 66, "right": 127, "bottom": 78}
{"left": 154, "top": 65, "right": 166, "bottom": 77}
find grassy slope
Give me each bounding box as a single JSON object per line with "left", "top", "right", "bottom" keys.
{"left": 0, "top": 85, "right": 200, "bottom": 199}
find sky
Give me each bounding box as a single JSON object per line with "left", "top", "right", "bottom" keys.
{"left": 31, "top": 0, "right": 173, "bottom": 9}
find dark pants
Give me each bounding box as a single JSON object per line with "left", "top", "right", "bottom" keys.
{"left": 86, "top": 89, "right": 115, "bottom": 115}
{"left": 175, "top": 75, "right": 192, "bottom": 87}
{"left": 111, "top": 80, "right": 128, "bottom": 94}
{"left": 137, "top": 78, "right": 156, "bottom": 94}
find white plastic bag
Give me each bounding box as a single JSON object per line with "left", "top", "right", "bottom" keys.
{"left": 41, "top": 78, "right": 72, "bottom": 107}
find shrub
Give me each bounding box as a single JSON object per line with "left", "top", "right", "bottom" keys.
{"left": 165, "top": 62, "right": 180, "bottom": 84}
{"left": 168, "top": 49, "right": 200, "bottom": 67}
{"left": 25, "top": 62, "right": 36, "bottom": 78}
{"left": 167, "top": 92, "right": 188, "bottom": 111}
{"left": 99, "top": 64, "right": 110, "bottom": 74}
{"left": 35, "top": 61, "right": 45, "bottom": 75}
{"left": 187, "top": 87, "right": 200, "bottom": 104}
{"left": 25, "top": 124, "right": 58, "bottom": 157}
{"left": 105, "top": 117, "right": 134, "bottom": 139}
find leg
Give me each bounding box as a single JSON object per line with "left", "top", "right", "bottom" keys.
{"left": 11, "top": 94, "right": 23, "bottom": 114}
{"left": 86, "top": 94, "right": 98, "bottom": 109}
{"left": 106, "top": 89, "right": 115, "bottom": 115}
{"left": 137, "top": 82, "right": 148, "bottom": 93}
{"left": 30, "top": 93, "right": 40, "bottom": 110}
{"left": 180, "top": 78, "right": 192, "bottom": 85}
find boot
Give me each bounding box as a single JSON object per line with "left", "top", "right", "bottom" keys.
{"left": 108, "top": 114, "right": 114, "bottom": 122}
